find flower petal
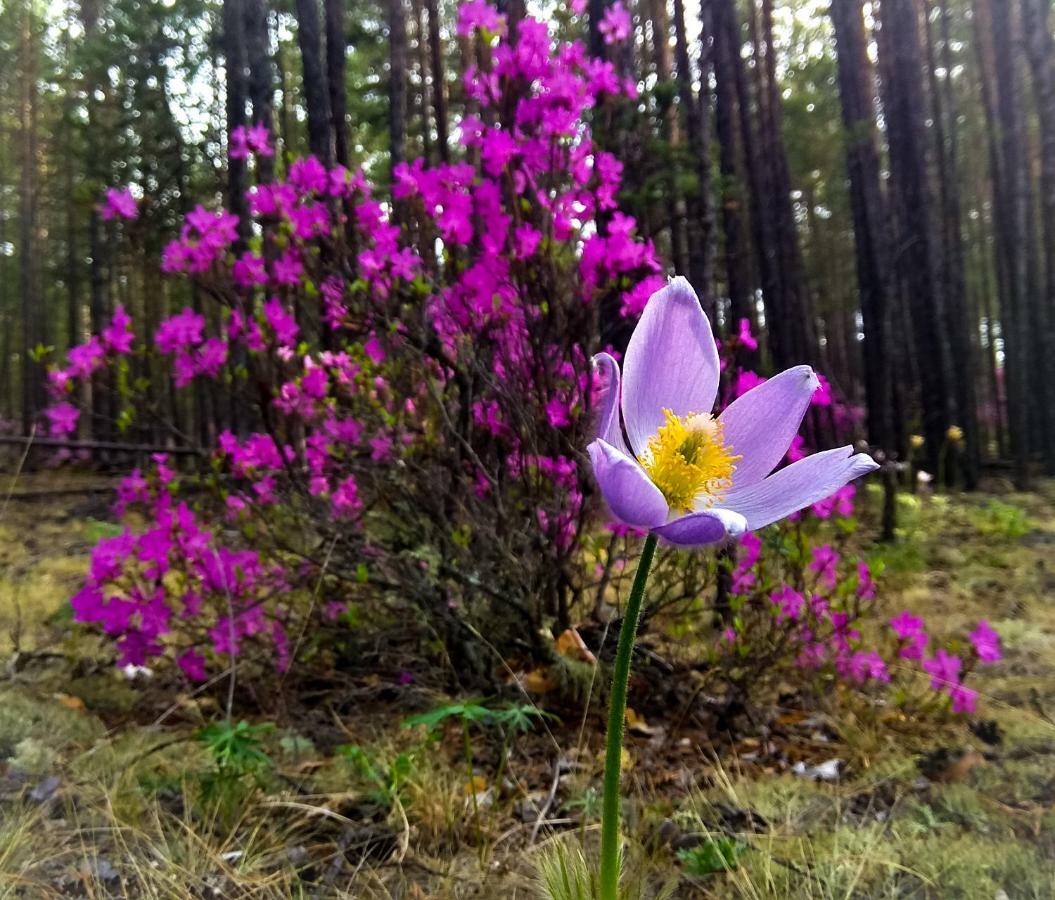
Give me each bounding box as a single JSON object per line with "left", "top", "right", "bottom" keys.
{"left": 718, "top": 365, "right": 819, "bottom": 489}
{"left": 588, "top": 439, "right": 669, "bottom": 529}
{"left": 621, "top": 276, "right": 720, "bottom": 456}
{"left": 592, "top": 352, "right": 629, "bottom": 455}
{"left": 723, "top": 446, "right": 879, "bottom": 530}
{"left": 653, "top": 508, "right": 747, "bottom": 547}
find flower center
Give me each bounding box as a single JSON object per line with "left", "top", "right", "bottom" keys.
{"left": 638, "top": 410, "right": 740, "bottom": 513}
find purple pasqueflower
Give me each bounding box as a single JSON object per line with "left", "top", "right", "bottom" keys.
{"left": 587, "top": 278, "right": 878, "bottom": 547}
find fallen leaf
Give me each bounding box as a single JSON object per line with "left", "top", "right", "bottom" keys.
{"left": 522, "top": 668, "right": 555, "bottom": 693}
{"left": 53, "top": 693, "right": 85, "bottom": 712}
{"left": 555, "top": 628, "right": 597, "bottom": 664}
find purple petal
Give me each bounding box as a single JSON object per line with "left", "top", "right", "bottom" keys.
{"left": 621, "top": 276, "right": 720, "bottom": 456}
{"left": 719, "top": 365, "right": 819, "bottom": 489}
{"left": 653, "top": 508, "right": 747, "bottom": 547}
{"left": 588, "top": 439, "right": 669, "bottom": 529}
{"left": 592, "top": 352, "right": 629, "bottom": 455}
{"left": 723, "top": 446, "right": 879, "bottom": 530}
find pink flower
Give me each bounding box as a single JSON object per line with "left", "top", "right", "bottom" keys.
{"left": 736, "top": 318, "right": 758, "bottom": 351}
{"left": 45, "top": 402, "right": 79, "bottom": 436}
{"left": 599, "top": 2, "right": 631, "bottom": 43}
{"left": 949, "top": 682, "right": 978, "bottom": 714}
{"left": 770, "top": 585, "right": 804, "bottom": 622}
{"left": 457, "top": 0, "right": 506, "bottom": 38}
{"left": 855, "top": 560, "right": 876, "bottom": 600}
{"left": 812, "top": 372, "right": 833, "bottom": 407}
{"left": 808, "top": 544, "right": 840, "bottom": 592}
{"left": 156, "top": 309, "right": 205, "bottom": 354}
{"left": 246, "top": 123, "right": 274, "bottom": 157}
{"left": 923, "top": 649, "right": 962, "bottom": 691}
{"left": 177, "top": 649, "right": 207, "bottom": 681}
{"left": 103, "top": 304, "right": 135, "bottom": 354}
{"left": 969, "top": 620, "right": 1003, "bottom": 663}
{"left": 514, "top": 224, "right": 542, "bottom": 259}
{"left": 99, "top": 187, "right": 138, "bottom": 221}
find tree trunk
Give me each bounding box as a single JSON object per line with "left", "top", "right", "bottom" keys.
{"left": 756, "top": 0, "right": 818, "bottom": 368}
{"left": 244, "top": 0, "right": 276, "bottom": 183}
{"left": 673, "top": 0, "right": 717, "bottom": 315}
{"left": 710, "top": 0, "right": 756, "bottom": 365}
{"left": 875, "top": 0, "right": 951, "bottom": 475}
{"left": 976, "top": 0, "right": 1031, "bottom": 485}
{"left": 18, "top": 3, "right": 42, "bottom": 434}
{"left": 388, "top": 0, "right": 409, "bottom": 171}
{"left": 830, "top": 0, "right": 895, "bottom": 452}
{"left": 224, "top": 0, "right": 250, "bottom": 244}
{"left": 325, "top": 0, "right": 350, "bottom": 167}
{"left": 1021, "top": 0, "right": 1055, "bottom": 474}
{"left": 425, "top": 0, "right": 449, "bottom": 163}
{"left": 295, "top": 0, "right": 334, "bottom": 165}
{"left": 922, "top": 0, "right": 980, "bottom": 486}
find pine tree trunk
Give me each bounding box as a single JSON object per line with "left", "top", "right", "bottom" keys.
{"left": 830, "top": 0, "right": 894, "bottom": 452}
{"left": 389, "top": 0, "right": 408, "bottom": 170}
{"left": 756, "top": 0, "right": 818, "bottom": 368}
{"left": 425, "top": 0, "right": 449, "bottom": 163}
{"left": 295, "top": 0, "right": 334, "bottom": 165}
{"left": 244, "top": 0, "right": 276, "bottom": 183}
{"left": 655, "top": 0, "right": 690, "bottom": 281}
{"left": 223, "top": 0, "right": 250, "bottom": 243}
{"left": 875, "top": 0, "right": 952, "bottom": 476}
{"left": 672, "top": 0, "right": 717, "bottom": 314}
{"left": 1021, "top": 0, "right": 1055, "bottom": 474}
{"left": 977, "top": 0, "right": 1031, "bottom": 485}
{"left": 923, "top": 0, "right": 980, "bottom": 486}
{"left": 18, "top": 3, "right": 42, "bottom": 435}
{"left": 325, "top": 0, "right": 350, "bottom": 167}
{"left": 710, "top": 0, "right": 756, "bottom": 365}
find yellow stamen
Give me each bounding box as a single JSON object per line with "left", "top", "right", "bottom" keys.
{"left": 639, "top": 410, "right": 740, "bottom": 513}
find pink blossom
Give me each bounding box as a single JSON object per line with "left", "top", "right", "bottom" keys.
{"left": 99, "top": 187, "right": 138, "bottom": 221}
{"left": 856, "top": 560, "right": 876, "bottom": 600}
{"left": 923, "top": 649, "right": 962, "bottom": 690}
{"left": 736, "top": 318, "right": 758, "bottom": 351}
{"left": 457, "top": 0, "right": 506, "bottom": 37}
{"left": 949, "top": 682, "right": 978, "bottom": 714}
{"left": 969, "top": 619, "right": 1003, "bottom": 663}
{"left": 599, "top": 2, "right": 631, "bottom": 44}
{"left": 808, "top": 544, "right": 840, "bottom": 592}
{"left": 155, "top": 308, "right": 205, "bottom": 354}
{"left": 45, "top": 402, "right": 79, "bottom": 436}
{"left": 102, "top": 304, "right": 135, "bottom": 354}
{"left": 177, "top": 649, "right": 207, "bottom": 681}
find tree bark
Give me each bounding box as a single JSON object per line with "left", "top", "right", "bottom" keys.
{"left": 710, "top": 0, "right": 756, "bottom": 363}
{"left": 295, "top": 0, "right": 334, "bottom": 165}
{"left": 244, "top": 0, "right": 276, "bottom": 183}
{"left": 18, "top": 2, "right": 43, "bottom": 434}
{"left": 875, "top": 0, "right": 951, "bottom": 475}
{"left": 673, "top": 0, "right": 717, "bottom": 315}
{"left": 1021, "top": 0, "right": 1055, "bottom": 474}
{"left": 325, "top": 0, "right": 350, "bottom": 167}
{"left": 223, "top": 0, "right": 250, "bottom": 244}
{"left": 976, "top": 0, "right": 1031, "bottom": 485}
{"left": 425, "top": 0, "right": 449, "bottom": 162}
{"left": 830, "top": 0, "right": 895, "bottom": 452}
{"left": 389, "top": 0, "right": 408, "bottom": 170}
{"left": 922, "top": 0, "right": 980, "bottom": 486}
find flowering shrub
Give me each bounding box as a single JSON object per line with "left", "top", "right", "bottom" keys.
{"left": 50, "top": 3, "right": 668, "bottom": 688}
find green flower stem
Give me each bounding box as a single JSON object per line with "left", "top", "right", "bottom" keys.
{"left": 599, "top": 532, "right": 658, "bottom": 900}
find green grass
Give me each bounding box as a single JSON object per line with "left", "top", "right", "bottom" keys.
{"left": 0, "top": 479, "right": 1054, "bottom": 897}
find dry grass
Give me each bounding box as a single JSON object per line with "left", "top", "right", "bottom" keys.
{"left": 0, "top": 476, "right": 1053, "bottom": 896}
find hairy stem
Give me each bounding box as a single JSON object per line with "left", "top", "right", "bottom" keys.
{"left": 599, "top": 532, "right": 658, "bottom": 900}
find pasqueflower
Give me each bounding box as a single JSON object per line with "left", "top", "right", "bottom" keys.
{"left": 588, "top": 278, "right": 878, "bottom": 546}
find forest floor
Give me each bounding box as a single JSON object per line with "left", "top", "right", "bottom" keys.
{"left": 0, "top": 473, "right": 1053, "bottom": 898}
